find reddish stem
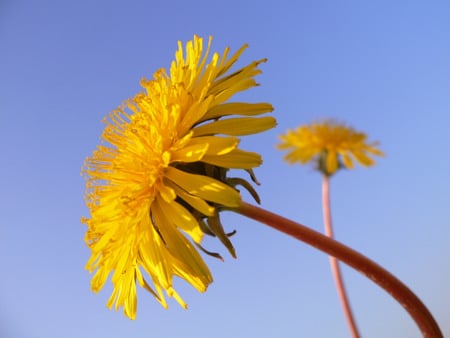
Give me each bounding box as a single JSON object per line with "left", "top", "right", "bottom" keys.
{"left": 322, "top": 176, "right": 360, "bottom": 337}
{"left": 234, "top": 201, "right": 442, "bottom": 338}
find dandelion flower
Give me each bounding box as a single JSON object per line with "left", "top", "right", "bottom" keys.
{"left": 277, "top": 120, "right": 383, "bottom": 176}
{"left": 278, "top": 119, "right": 383, "bottom": 336}
{"left": 82, "top": 35, "right": 275, "bottom": 319}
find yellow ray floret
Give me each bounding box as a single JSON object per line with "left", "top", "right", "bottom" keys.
{"left": 82, "top": 35, "right": 275, "bottom": 319}
{"left": 277, "top": 119, "right": 383, "bottom": 176}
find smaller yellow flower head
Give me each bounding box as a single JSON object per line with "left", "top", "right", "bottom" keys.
{"left": 277, "top": 120, "right": 383, "bottom": 176}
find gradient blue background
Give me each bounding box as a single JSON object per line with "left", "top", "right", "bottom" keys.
{"left": 1, "top": 1, "right": 449, "bottom": 337}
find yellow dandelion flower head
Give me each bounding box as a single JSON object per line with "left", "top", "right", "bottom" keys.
{"left": 81, "top": 35, "right": 275, "bottom": 319}
{"left": 277, "top": 119, "right": 383, "bottom": 176}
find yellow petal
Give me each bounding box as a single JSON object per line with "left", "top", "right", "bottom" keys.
{"left": 137, "top": 213, "right": 173, "bottom": 288}
{"left": 216, "top": 43, "right": 248, "bottom": 77}
{"left": 159, "top": 184, "right": 176, "bottom": 202}
{"left": 366, "top": 145, "right": 385, "bottom": 156}
{"left": 210, "top": 79, "right": 259, "bottom": 106}
{"left": 168, "top": 288, "right": 188, "bottom": 309}
{"left": 156, "top": 196, "right": 204, "bottom": 243}
{"left": 179, "top": 95, "right": 214, "bottom": 134}
{"left": 326, "top": 150, "right": 339, "bottom": 174}
{"left": 341, "top": 152, "right": 354, "bottom": 169}
{"left": 193, "top": 116, "right": 276, "bottom": 137}
{"left": 186, "top": 136, "right": 239, "bottom": 156}
{"left": 288, "top": 147, "right": 318, "bottom": 164}
{"left": 352, "top": 150, "right": 375, "bottom": 166}
{"left": 165, "top": 166, "right": 241, "bottom": 207}
{"left": 171, "top": 143, "right": 209, "bottom": 163}
{"left": 202, "top": 149, "right": 262, "bottom": 169}
{"left": 166, "top": 180, "right": 215, "bottom": 216}
{"left": 152, "top": 199, "right": 212, "bottom": 282}
{"left": 200, "top": 102, "right": 273, "bottom": 122}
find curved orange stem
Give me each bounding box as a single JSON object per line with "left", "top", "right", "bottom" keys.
{"left": 234, "top": 202, "right": 442, "bottom": 338}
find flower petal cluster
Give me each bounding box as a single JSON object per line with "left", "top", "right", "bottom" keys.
{"left": 82, "top": 35, "right": 275, "bottom": 319}
{"left": 277, "top": 120, "right": 383, "bottom": 176}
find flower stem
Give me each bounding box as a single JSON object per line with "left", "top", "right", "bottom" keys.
{"left": 322, "top": 176, "right": 360, "bottom": 337}
{"left": 234, "top": 201, "right": 443, "bottom": 338}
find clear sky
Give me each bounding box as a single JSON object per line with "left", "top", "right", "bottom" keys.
{"left": 1, "top": 1, "right": 449, "bottom": 337}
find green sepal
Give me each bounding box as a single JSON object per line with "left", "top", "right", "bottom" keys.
{"left": 227, "top": 177, "right": 261, "bottom": 204}
{"left": 207, "top": 214, "right": 237, "bottom": 258}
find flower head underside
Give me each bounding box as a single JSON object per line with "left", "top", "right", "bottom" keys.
{"left": 82, "top": 35, "right": 275, "bottom": 319}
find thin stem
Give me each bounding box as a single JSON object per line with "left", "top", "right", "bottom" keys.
{"left": 234, "top": 202, "right": 443, "bottom": 338}
{"left": 322, "top": 176, "right": 360, "bottom": 338}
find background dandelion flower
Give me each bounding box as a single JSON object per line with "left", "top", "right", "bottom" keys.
{"left": 277, "top": 119, "right": 383, "bottom": 176}
{"left": 278, "top": 119, "right": 384, "bottom": 337}
{"left": 82, "top": 35, "right": 275, "bottom": 319}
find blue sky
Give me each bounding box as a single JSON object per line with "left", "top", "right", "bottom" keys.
{"left": 1, "top": 1, "right": 449, "bottom": 337}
